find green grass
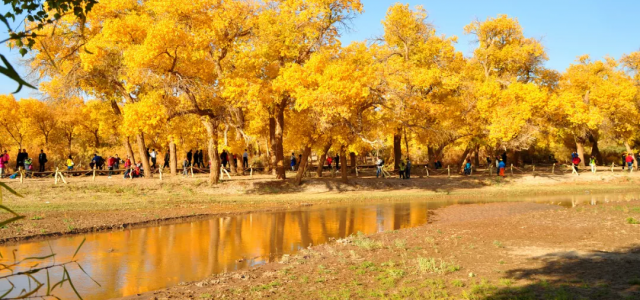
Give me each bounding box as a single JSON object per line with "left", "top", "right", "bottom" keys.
{"left": 416, "top": 257, "right": 460, "bottom": 274}
{"left": 451, "top": 279, "right": 465, "bottom": 287}
{"left": 626, "top": 217, "right": 640, "bottom": 224}
{"left": 352, "top": 233, "right": 383, "bottom": 250}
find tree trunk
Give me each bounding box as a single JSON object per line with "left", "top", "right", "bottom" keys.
{"left": 203, "top": 118, "right": 221, "bottom": 185}
{"left": 274, "top": 101, "right": 286, "bottom": 179}
{"left": 403, "top": 127, "right": 410, "bottom": 158}
{"left": 230, "top": 154, "right": 237, "bottom": 174}
{"left": 350, "top": 152, "right": 357, "bottom": 175}
{"left": 458, "top": 147, "right": 472, "bottom": 173}
{"left": 512, "top": 150, "right": 521, "bottom": 167}
{"left": 317, "top": 142, "right": 331, "bottom": 177}
{"left": 94, "top": 130, "right": 100, "bottom": 148}
{"left": 169, "top": 140, "right": 177, "bottom": 176}
{"left": 474, "top": 145, "right": 480, "bottom": 166}
{"left": 269, "top": 117, "right": 276, "bottom": 175}
{"left": 340, "top": 147, "right": 348, "bottom": 183}
{"left": 136, "top": 133, "right": 152, "bottom": 178}
{"left": 588, "top": 135, "right": 603, "bottom": 165}
{"left": 295, "top": 146, "right": 312, "bottom": 185}
{"left": 393, "top": 128, "right": 402, "bottom": 170}
{"left": 124, "top": 137, "right": 136, "bottom": 164}
{"left": 576, "top": 137, "right": 587, "bottom": 167}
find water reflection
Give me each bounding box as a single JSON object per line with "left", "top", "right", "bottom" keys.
{"left": 0, "top": 193, "right": 637, "bottom": 299}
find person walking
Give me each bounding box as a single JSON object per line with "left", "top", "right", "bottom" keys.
{"left": 622, "top": 153, "right": 627, "bottom": 170}
{"left": 376, "top": 157, "right": 384, "bottom": 178}
{"left": 590, "top": 156, "right": 597, "bottom": 173}
{"left": 290, "top": 152, "right": 296, "bottom": 171}
{"left": 326, "top": 156, "right": 333, "bottom": 170}
{"left": 334, "top": 154, "right": 340, "bottom": 170}
{"left": 114, "top": 154, "right": 121, "bottom": 169}
{"left": 150, "top": 149, "right": 157, "bottom": 169}
{"left": 0, "top": 151, "right": 6, "bottom": 178}
{"left": 399, "top": 159, "right": 406, "bottom": 179}
{"left": 164, "top": 149, "right": 170, "bottom": 168}
{"left": 498, "top": 159, "right": 506, "bottom": 177}
{"left": 16, "top": 149, "right": 24, "bottom": 170}
{"left": 66, "top": 155, "right": 75, "bottom": 171}
{"left": 183, "top": 157, "right": 189, "bottom": 176}
{"left": 221, "top": 150, "right": 229, "bottom": 168}
{"left": 107, "top": 156, "right": 116, "bottom": 178}
{"left": 572, "top": 155, "right": 581, "bottom": 172}
{"left": 495, "top": 156, "right": 500, "bottom": 175}
{"left": 38, "top": 149, "right": 47, "bottom": 172}
{"left": 242, "top": 149, "right": 249, "bottom": 170}
{"left": 464, "top": 159, "right": 472, "bottom": 175}
{"left": 187, "top": 150, "right": 193, "bottom": 167}
{"left": 405, "top": 158, "right": 412, "bottom": 179}
{"left": 626, "top": 152, "right": 634, "bottom": 173}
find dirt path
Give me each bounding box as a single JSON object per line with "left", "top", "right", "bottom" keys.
{"left": 1, "top": 172, "right": 640, "bottom": 244}
{"left": 129, "top": 200, "right": 640, "bottom": 300}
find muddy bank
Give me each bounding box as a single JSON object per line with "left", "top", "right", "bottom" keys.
{"left": 130, "top": 200, "right": 640, "bottom": 300}
{"left": 1, "top": 173, "right": 640, "bottom": 243}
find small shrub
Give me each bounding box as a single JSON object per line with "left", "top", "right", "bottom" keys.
{"left": 451, "top": 279, "right": 464, "bottom": 287}
{"left": 626, "top": 217, "right": 639, "bottom": 224}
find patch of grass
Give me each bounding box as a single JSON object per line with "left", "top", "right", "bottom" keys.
{"left": 251, "top": 280, "right": 280, "bottom": 292}
{"left": 628, "top": 277, "right": 640, "bottom": 285}
{"left": 394, "top": 239, "right": 407, "bottom": 250}
{"left": 626, "top": 217, "right": 639, "bottom": 224}
{"left": 493, "top": 240, "right": 504, "bottom": 248}
{"left": 499, "top": 278, "right": 514, "bottom": 287}
{"left": 199, "top": 293, "right": 212, "bottom": 299}
{"left": 30, "top": 215, "right": 43, "bottom": 220}
{"left": 416, "top": 257, "right": 460, "bottom": 274}
{"left": 352, "top": 233, "right": 383, "bottom": 250}
{"left": 451, "top": 279, "right": 465, "bottom": 287}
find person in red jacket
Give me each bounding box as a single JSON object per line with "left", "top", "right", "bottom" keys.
{"left": 626, "top": 152, "right": 635, "bottom": 173}
{"left": 571, "top": 156, "right": 581, "bottom": 172}
{"left": 107, "top": 156, "right": 117, "bottom": 178}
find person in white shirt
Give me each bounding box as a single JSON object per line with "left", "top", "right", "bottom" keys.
{"left": 150, "top": 149, "right": 157, "bottom": 169}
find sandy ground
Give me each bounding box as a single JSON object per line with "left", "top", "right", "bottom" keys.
{"left": 129, "top": 200, "right": 640, "bottom": 300}
{"left": 1, "top": 170, "right": 640, "bottom": 244}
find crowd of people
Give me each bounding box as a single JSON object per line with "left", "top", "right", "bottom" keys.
{"left": 1, "top": 147, "right": 640, "bottom": 180}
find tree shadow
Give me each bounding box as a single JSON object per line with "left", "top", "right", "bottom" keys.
{"left": 482, "top": 246, "right": 640, "bottom": 299}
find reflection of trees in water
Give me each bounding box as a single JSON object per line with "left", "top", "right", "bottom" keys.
{"left": 0, "top": 201, "right": 433, "bottom": 299}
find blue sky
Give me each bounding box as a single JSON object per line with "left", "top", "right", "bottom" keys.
{"left": 1, "top": 0, "right": 639, "bottom": 99}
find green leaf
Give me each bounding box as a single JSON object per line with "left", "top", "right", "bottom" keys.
{"left": 0, "top": 54, "right": 36, "bottom": 93}
{"left": 0, "top": 215, "right": 25, "bottom": 228}
{"left": 72, "top": 237, "right": 86, "bottom": 259}
{"left": 19, "top": 48, "right": 27, "bottom": 56}
{"left": 0, "top": 183, "right": 24, "bottom": 198}
{"left": 64, "top": 267, "right": 84, "bottom": 300}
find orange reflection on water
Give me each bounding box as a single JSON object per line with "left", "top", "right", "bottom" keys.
{"left": 0, "top": 201, "right": 430, "bottom": 299}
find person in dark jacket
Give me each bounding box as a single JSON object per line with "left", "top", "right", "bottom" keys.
{"left": 221, "top": 150, "right": 229, "bottom": 168}
{"left": 187, "top": 150, "right": 193, "bottom": 166}
{"left": 38, "top": 149, "right": 47, "bottom": 172}
{"left": 164, "top": 149, "right": 170, "bottom": 168}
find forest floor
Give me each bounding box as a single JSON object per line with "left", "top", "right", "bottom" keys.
{"left": 128, "top": 200, "right": 640, "bottom": 300}
{"left": 1, "top": 168, "right": 640, "bottom": 244}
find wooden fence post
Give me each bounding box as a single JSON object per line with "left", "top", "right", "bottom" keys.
{"left": 447, "top": 165, "right": 450, "bottom": 178}
{"left": 92, "top": 167, "right": 96, "bottom": 181}
{"left": 511, "top": 164, "right": 514, "bottom": 176}
{"left": 54, "top": 167, "right": 59, "bottom": 184}
{"left": 552, "top": 163, "right": 555, "bottom": 174}
{"left": 611, "top": 163, "right": 615, "bottom": 173}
